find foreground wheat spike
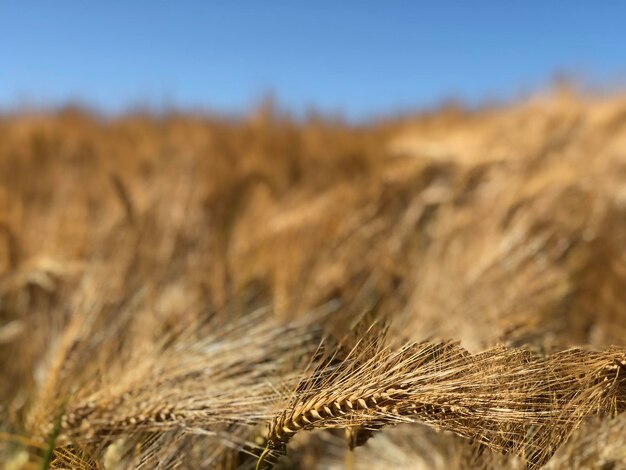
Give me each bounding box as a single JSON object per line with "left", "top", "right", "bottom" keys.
{"left": 261, "top": 334, "right": 626, "bottom": 469}
{"left": 23, "top": 305, "right": 324, "bottom": 468}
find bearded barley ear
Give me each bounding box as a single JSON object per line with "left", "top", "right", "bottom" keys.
{"left": 265, "top": 326, "right": 626, "bottom": 469}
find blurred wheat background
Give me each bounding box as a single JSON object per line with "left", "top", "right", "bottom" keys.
{"left": 1, "top": 87, "right": 625, "bottom": 469}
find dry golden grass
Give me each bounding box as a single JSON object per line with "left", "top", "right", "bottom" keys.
{"left": 1, "top": 88, "right": 626, "bottom": 468}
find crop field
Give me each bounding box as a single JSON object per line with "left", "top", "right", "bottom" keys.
{"left": 1, "top": 90, "right": 625, "bottom": 469}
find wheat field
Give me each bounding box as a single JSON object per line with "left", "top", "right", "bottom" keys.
{"left": 1, "top": 89, "right": 625, "bottom": 469}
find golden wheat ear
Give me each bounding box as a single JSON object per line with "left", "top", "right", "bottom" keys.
{"left": 264, "top": 324, "right": 626, "bottom": 469}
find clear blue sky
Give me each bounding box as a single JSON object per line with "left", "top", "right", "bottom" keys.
{"left": 2, "top": 1, "right": 626, "bottom": 119}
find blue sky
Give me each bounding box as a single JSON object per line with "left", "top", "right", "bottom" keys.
{"left": 1, "top": 2, "right": 626, "bottom": 119}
